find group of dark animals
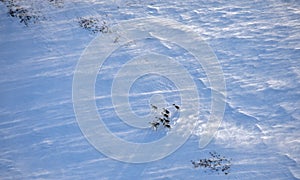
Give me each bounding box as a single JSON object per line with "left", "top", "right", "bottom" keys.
{"left": 149, "top": 104, "right": 231, "bottom": 175}
{"left": 149, "top": 103, "right": 180, "bottom": 131}
{"left": 191, "top": 152, "right": 231, "bottom": 175}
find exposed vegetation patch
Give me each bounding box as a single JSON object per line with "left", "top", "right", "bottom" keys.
{"left": 191, "top": 152, "right": 232, "bottom": 175}
{"left": 78, "top": 17, "right": 110, "bottom": 34}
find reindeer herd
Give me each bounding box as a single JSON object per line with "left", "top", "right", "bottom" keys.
{"left": 149, "top": 103, "right": 180, "bottom": 131}
{"left": 149, "top": 103, "right": 231, "bottom": 175}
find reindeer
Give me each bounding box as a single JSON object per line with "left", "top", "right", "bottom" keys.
{"left": 151, "top": 104, "right": 158, "bottom": 110}
{"left": 156, "top": 117, "right": 164, "bottom": 123}
{"left": 162, "top": 121, "right": 171, "bottom": 129}
{"left": 163, "top": 108, "right": 170, "bottom": 114}
{"left": 161, "top": 112, "right": 169, "bottom": 118}
{"left": 173, "top": 104, "right": 180, "bottom": 110}
{"left": 149, "top": 121, "right": 160, "bottom": 131}
{"left": 163, "top": 118, "right": 170, "bottom": 123}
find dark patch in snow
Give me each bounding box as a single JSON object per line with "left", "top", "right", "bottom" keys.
{"left": 48, "top": 0, "right": 64, "bottom": 8}
{"left": 1, "top": 0, "right": 41, "bottom": 26}
{"left": 78, "top": 17, "right": 110, "bottom": 34}
{"left": 150, "top": 104, "right": 180, "bottom": 130}
{"left": 191, "top": 152, "right": 232, "bottom": 175}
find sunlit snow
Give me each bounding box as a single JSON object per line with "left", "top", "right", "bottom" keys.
{"left": 1, "top": 0, "right": 300, "bottom": 179}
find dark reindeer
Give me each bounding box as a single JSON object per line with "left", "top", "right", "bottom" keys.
{"left": 173, "top": 104, "right": 180, "bottom": 110}
{"left": 149, "top": 121, "right": 160, "bottom": 130}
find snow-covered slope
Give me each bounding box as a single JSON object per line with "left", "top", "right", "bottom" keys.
{"left": 1, "top": 0, "right": 300, "bottom": 179}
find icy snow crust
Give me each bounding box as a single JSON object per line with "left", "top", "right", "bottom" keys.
{"left": 1, "top": 0, "right": 300, "bottom": 179}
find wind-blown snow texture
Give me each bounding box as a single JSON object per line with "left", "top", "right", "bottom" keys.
{"left": 1, "top": 0, "right": 300, "bottom": 179}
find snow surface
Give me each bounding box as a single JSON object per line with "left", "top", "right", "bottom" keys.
{"left": 1, "top": 0, "right": 300, "bottom": 179}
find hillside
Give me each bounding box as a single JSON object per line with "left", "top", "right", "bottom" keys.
{"left": 1, "top": 0, "right": 300, "bottom": 179}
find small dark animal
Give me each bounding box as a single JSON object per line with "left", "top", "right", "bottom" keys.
{"left": 191, "top": 160, "right": 199, "bottom": 168}
{"left": 163, "top": 118, "right": 170, "bottom": 123}
{"left": 151, "top": 104, "right": 158, "bottom": 110}
{"left": 163, "top": 122, "right": 171, "bottom": 129}
{"left": 173, "top": 104, "right": 180, "bottom": 110}
{"left": 156, "top": 117, "right": 164, "bottom": 123}
{"left": 162, "top": 112, "right": 169, "bottom": 118}
{"left": 163, "top": 108, "right": 170, "bottom": 114}
{"left": 149, "top": 121, "right": 160, "bottom": 130}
